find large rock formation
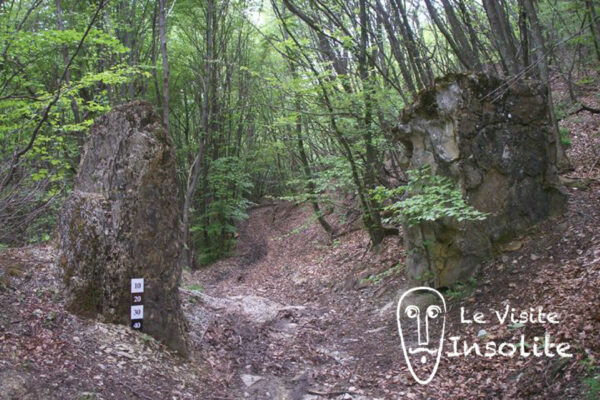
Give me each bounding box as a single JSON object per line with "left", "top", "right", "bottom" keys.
{"left": 394, "top": 73, "right": 566, "bottom": 288}
{"left": 57, "top": 101, "right": 188, "bottom": 354}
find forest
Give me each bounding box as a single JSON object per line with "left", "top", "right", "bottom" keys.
{"left": 0, "top": 0, "right": 599, "bottom": 399}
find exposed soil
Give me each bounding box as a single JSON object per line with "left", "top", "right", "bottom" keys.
{"left": 180, "top": 178, "right": 600, "bottom": 399}
{"left": 1, "top": 81, "right": 599, "bottom": 399}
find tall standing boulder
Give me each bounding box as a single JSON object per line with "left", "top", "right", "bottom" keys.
{"left": 394, "top": 73, "right": 566, "bottom": 288}
{"left": 57, "top": 101, "right": 188, "bottom": 355}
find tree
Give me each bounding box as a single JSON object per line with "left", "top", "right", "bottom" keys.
{"left": 158, "top": 0, "right": 170, "bottom": 130}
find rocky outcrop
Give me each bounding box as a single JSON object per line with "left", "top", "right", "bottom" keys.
{"left": 56, "top": 101, "right": 188, "bottom": 355}
{"left": 394, "top": 73, "right": 566, "bottom": 288}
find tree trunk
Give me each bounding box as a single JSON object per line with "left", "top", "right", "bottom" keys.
{"left": 585, "top": 0, "right": 600, "bottom": 61}
{"left": 180, "top": 0, "right": 217, "bottom": 267}
{"left": 56, "top": 0, "right": 83, "bottom": 157}
{"left": 482, "top": 0, "right": 521, "bottom": 75}
{"left": 522, "top": 0, "right": 570, "bottom": 171}
{"left": 150, "top": 1, "right": 162, "bottom": 110}
{"left": 296, "top": 113, "right": 336, "bottom": 236}
{"left": 392, "top": 0, "right": 432, "bottom": 87}
{"left": 374, "top": 0, "right": 417, "bottom": 95}
{"left": 358, "top": 0, "right": 385, "bottom": 246}
{"left": 158, "top": 0, "right": 170, "bottom": 130}
{"left": 517, "top": 0, "right": 531, "bottom": 74}
{"left": 440, "top": 0, "right": 482, "bottom": 70}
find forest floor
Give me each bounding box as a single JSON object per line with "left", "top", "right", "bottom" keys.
{"left": 1, "top": 85, "right": 600, "bottom": 399}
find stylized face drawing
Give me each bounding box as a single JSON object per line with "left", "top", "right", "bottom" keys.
{"left": 397, "top": 286, "right": 446, "bottom": 385}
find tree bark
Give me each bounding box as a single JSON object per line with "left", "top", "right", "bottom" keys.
{"left": 482, "top": 0, "right": 521, "bottom": 75}
{"left": 56, "top": 0, "right": 83, "bottom": 155}
{"left": 585, "top": 0, "right": 600, "bottom": 61}
{"left": 440, "top": 0, "right": 482, "bottom": 70}
{"left": 424, "top": 0, "right": 479, "bottom": 70}
{"left": 392, "top": 0, "right": 432, "bottom": 87}
{"left": 296, "top": 112, "right": 336, "bottom": 236}
{"left": 522, "top": 0, "right": 570, "bottom": 171}
{"left": 374, "top": 0, "right": 417, "bottom": 95}
{"left": 158, "top": 0, "right": 170, "bottom": 130}
{"left": 180, "top": 0, "right": 218, "bottom": 267}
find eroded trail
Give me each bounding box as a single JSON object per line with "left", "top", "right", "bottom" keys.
{"left": 183, "top": 202, "right": 407, "bottom": 399}
{"left": 184, "top": 180, "right": 600, "bottom": 400}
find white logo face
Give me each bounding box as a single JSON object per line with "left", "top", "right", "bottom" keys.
{"left": 397, "top": 287, "right": 446, "bottom": 385}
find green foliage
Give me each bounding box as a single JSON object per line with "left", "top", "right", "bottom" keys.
{"left": 185, "top": 284, "right": 204, "bottom": 292}
{"left": 576, "top": 76, "right": 596, "bottom": 86}
{"left": 282, "top": 155, "right": 355, "bottom": 205}
{"left": 445, "top": 277, "right": 478, "bottom": 300}
{"left": 361, "top": 262, "right": 405, "bottom": 285}
{"left": 283, "top": 213, "right": 319, "bottom": 236}
{"left": 584, "top": 375, "right": 600, "bottom": 400}
{"left": 559, "top": 127, "right": 572, "bottom": 148}
{"left": 580, "top": 354, "right": 599, "bottom": 398}
{"left": 507, "top": 322, "right": 525, "bottom": 330}
{"left": 371, "top": 166, "right": 488, "bottom": 227}
{"left": 140, "top": 334, "right": 155, "bottom": 346}
{"left": 582, "top": 356, "right": 598, "bottom": 374}
{"left": 191, "top": 157, "right": 253, "bottom": 265}
{"left": 555, "top": 101, "right": 569, "bottom": 121}
{"left": 0, "top": 0, "right": 594, "bottom": 273}
{"left": 0, "top": 1, "right": 149, "bottom": 246}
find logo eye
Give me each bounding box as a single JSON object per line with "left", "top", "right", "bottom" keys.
{"left": 406, "top": 305, "right": 419, "bottom": 318}
{"left": 426, "top": 305, "right": 441, "bottom": 319}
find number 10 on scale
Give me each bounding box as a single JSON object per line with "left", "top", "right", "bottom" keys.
{"left": 131, "top": 278, "right": 144, "bottom": 331}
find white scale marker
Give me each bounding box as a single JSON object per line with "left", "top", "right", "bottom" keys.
{"left": 130, "top": 278, "right": 144, "bottom": 330}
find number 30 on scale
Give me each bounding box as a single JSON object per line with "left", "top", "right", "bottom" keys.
{"left": 130, "top": 278, "right": 144, "bottom": 331}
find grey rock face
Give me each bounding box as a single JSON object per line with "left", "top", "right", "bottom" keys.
{"left": 394, "top": 73, "right": 566, "bottom": 288}
{"left": 57, "top": 101, "right": 188, "bottom": 355}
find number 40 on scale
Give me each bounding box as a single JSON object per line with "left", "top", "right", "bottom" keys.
{"left": 130, "top": 278, "right": 144, "bottom": 330}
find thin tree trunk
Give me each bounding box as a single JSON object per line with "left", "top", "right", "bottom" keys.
{"left": 585, "top": 0, "right": 600, "bottom": 61}
{"left": 296, "top": 111, "right": 335, "bottom": 236}
{"left": 440, "top": 0, "right": 482, "bottom": 70}
{"left": 150, "top": 1, "right": 162, "bottom": 110}
{"left": 128, "top": 0, "right": 138, "bottom": 99}
{"left": 374, "top": 0, "right": 417, "bottom": 95}
{"left": 275, "top": 0, "right": 388, "bottom": 247}
{"left": 482, "top": 0, "right": 521, "bottom": 75}
{"left": 181, "top": 0, "right": 216, "bottom": 267}
{"left": 1, "top": 0, "right": 107, "bottom": 190}
{"left": 56, "top": 0, "right": 83, "bottom": 156}
{"left": 424, "top": 0, "right": 478, "bottom": 70}
{"left": 522, "top": 0, "right": 570, "bottom": 171}
{"left": 158, "top": 0, "right": 170, "bottom": 130}
{"left": 392, "top": 0, "right": 431, "bottom": 87}
{"left": 359, "top": 0, "right": 385, "bottom": 246}
{"left": 518, "top": 0, "right": 531, "bottom": 74}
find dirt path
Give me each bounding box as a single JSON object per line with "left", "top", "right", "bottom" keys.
{"left": 182, "top": 179, "right": 600, "bottom": 400}
{"left": 183, "top": 202, "right": 408, "bottom": 399}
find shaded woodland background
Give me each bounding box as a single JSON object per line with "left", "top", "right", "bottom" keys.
{"left": 1, "top": 0, "right": 599, "bottom": 264}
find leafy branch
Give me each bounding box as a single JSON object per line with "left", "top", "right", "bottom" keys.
{"left": 371, "top": 166, "right": 488, "bottom": 227}
{"left": 0, "top": 0, "right": 109, "bottom": 191}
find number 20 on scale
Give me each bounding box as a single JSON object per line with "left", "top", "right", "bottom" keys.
{"left": 130, "top": 278, "right": 144, "bottom": 330}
